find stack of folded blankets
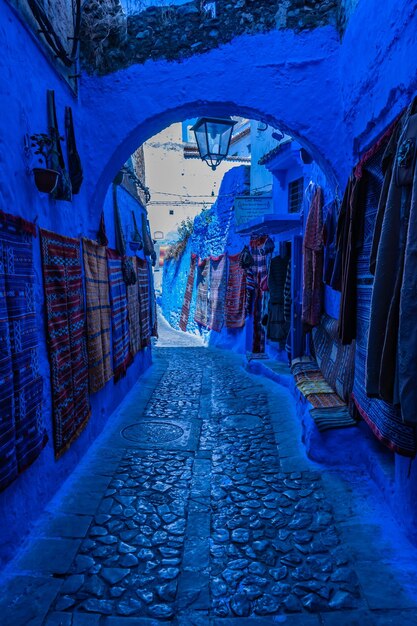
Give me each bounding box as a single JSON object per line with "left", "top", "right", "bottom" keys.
{"left": 290, "top": 315, "right": 357, "bottom": 431}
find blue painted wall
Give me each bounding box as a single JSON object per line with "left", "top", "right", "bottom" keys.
{"left": 0, "top": 3, "right": 152, "bottom": 566}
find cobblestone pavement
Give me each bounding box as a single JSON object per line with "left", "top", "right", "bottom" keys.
{"left": 2, "top": 324, "right": 417, "bottom": 625}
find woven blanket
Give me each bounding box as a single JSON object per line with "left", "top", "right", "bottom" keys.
{"left": 225, "top": 253, "right": 246, "bottom": 329}
{"left": 295, "top": 370, "right": 323, "bottom": 385}
{"left": 82, "top": 239, "right": 113, "bottom": 393}
{"left": 291, "top": 357, "right": 319, "bottom": 377}
{"left": 306, "top": 393, "right": 346, "bottom": 409}
{"left": 0, "top": 212, "right": 46, "bottom": 492}
{"left": 312, "top": 314, "right": 356, "bottom": 403}
{"left": 194, "top": 258, "right": 209, "bottom": 327}
{"left": 292, "top": 363, "right": 321, "bottom": 377}
{"left": 352, "top": 146, "right": 416, "bottom": 456}
{"left": 208, "top": 255, "right": 227, "bottom": 332}
{"left": 250, "top": 236, "right": 269, "bottom": 353}
{"left": 127, "top": 258, "right": 141, "bottom": 356}
{"left": 136, "top": 257, "right": 151, "bottom": 348}
{"left": 179, "top": 254, "right": 197, "bottom": 332}
{"left": 40, "top": 230, "right": 90, "bottom": 458}
{"left": 297, "top": 379, "right": 335, "bottom": 396}
{"left": 107, "top": 248, "right": 133, "bottom": 381}
{"left": 302, "top": 186, "right": 324, "bottom": 327}
{"left": 310, "top": 407, "right": 357, "bottom": 431}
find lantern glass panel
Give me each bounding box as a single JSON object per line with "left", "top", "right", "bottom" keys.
{"left": 194, "top": 124, "right": 209, "bottom": 158}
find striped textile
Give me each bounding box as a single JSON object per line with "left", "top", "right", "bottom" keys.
{"left": 179, "top": 254, "right": 197, "bottom": 332}
{"left": 208, "top": 255, "right": 227, "bottom": 332}
{"left": 40, "top": 230, "right": 90, "bottom": 458}
{"left": 302, "top": 186, "right": 324, "bottom": 328}
{"left": 250, "top": 236, "right": 269, "bottom": 353}
{"left": 291, "top": 358, "right": 320, "bottom": 377}
{"left": 0, "top": 212, "right": 46, "bottom": 492}
{"left": 225, "top": 253, "right": 246, "bottom": 329}
{"left": 309, "top": 407, "right": 357, "bottom": 431}
{"left": 82, "top": 239, "right": 113, "bottom": 393}
{"left": 307, "top": 393, "right": 346, "bottom": 409}
{"left": 298, "top": 380, "right": 335, "bottom": 396}
{"left": 127, "top": 258, "right": 141, "bottom": 356}
{"left": 194, "top": 258, "right": 209, "bottom": 328}
{"left": 295, "top": 370, "right": 324, "bottom": 385}
{"left": 312, "top": 314, "right": 356, "bottom": 403}
{"left": 107, "top": 248, "right": 133, "bottom": 381}
{"left": 136, "top": 257, "right": 151, "bottom": 348}
{"left": 352, "top": 147, "right": 417, "bottom": 457}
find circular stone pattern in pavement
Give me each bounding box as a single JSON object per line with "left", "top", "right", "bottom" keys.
{"left": 223, "top": 413, "right": 263, "bottom": 429}
{"left": 121, "top": 421, "right": 185, "bottom": 444}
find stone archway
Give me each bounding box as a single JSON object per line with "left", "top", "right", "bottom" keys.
{"left": 78, "top": 25, "right": 349, "bottom": 222}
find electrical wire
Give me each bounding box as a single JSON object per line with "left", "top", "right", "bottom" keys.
{"left": 147, "top": 183, "right": 272, "bottom": 201}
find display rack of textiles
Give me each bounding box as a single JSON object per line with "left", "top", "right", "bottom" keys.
{"left": 127, "top": 257, "right": 142, "bottom": 356}
{"left": 194, "top": 258, "right": 209, "bottom": 327}
{"left": 0, "top": 211, "right": 47, "bottom": 492}
{"left": 302, "top": 185, "right": 324, "bottom": 328}
{"left": 350, "top": 136, "right": 417, "bottom": 457}
{"left": 179, "top": 254, "right": 197, "bottom": 332}
{"left": 225, "top": 252, "right": 246, "bottom": 329}
{"left": 136, "top": 257, "right": 151, "bottom": 348}
{"left": 107, "top": 248, "right": 133, "bottom": 382}
{"left": 40, "top": 230, "right": 90, "bottom": 458}
{"left": 82, "top": 238, "right": 113, "bottom": 393}
{"left": 208, "top": 254, "right": 227, "bottom": 332}
{"left": 248, "top": 236, "right": 269, "bottom": 353}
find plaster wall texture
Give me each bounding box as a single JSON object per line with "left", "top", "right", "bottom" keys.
{"left": 79, "top": 24, "right": 346, "bottom": 222}
{"left": 250, "top": 122, "right": 276, "bottom": 195}
{"left": 0, "top": 1, "right": 152, "bottom": 567}
{"left": 341, "top": 0, "right": 417, "bottom": 155}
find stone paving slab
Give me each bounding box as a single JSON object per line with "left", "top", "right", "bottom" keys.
{"left": 320, "top": 608, "right": 417, "bottom": 625}
{"left": 41, "top": 514, "right": 93, "bottom": 539}
{"left": 105, "top": 618, "right": 163, "bottom": 626}
{"left": 44, "top": 612, "right": 73, "bottom": 626}
{"left": 14, "top": 538, "right": 81, "bottom": 574}
{"left": 212, "top": 616, "right": 321, "bottom": 626}
{"left": 354, "top": 560, "right": 417, "bottom": 610}
{"left": 72, "top": 614, "right": 101, "bottom": 626}
{"left": 0, "top": 575, "right": 63, "bottom": 626}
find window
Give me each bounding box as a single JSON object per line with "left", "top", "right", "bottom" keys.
{"left": 288, "top": 178, "right": 304, "bottom": 213}
{"left": 169, "top": 210, "right": 174, "bottom": 215}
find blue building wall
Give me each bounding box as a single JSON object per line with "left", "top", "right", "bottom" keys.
{"left": 0, "top": 2, "right": 153, "bottom": 565}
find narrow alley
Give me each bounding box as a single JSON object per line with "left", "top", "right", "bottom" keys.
{"left": 3, "top": 1, "right": 417, "bottom": 625}
{"left": 2, "top": 318, "right": 417, "bottom": 625}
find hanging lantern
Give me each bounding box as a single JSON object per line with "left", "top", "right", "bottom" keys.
{"left": 191, "top": 117, "right": 236, "bottom": 170}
